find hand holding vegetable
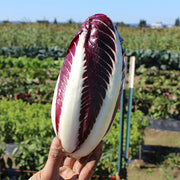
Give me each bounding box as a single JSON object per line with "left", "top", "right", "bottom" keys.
{"left": 29, "top": 137, "right": 103, "bottom": 180}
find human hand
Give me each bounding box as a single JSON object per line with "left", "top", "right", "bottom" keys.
{"left": 29, "top": 137, "right": 103, "bottom": 180}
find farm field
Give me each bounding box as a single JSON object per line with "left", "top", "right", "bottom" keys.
{"left": 0, "top": 23, "right": 180, "bottom": 51}
{"left": 0, "top": 23, "right": 180, "bottom": 179}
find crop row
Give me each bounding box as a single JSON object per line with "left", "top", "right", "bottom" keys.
{"left": 0, "top": 23, "right": 179, "bottom": 51}
{"left": 134, "top": 67, "right": 180, "bottom": 119}
{"left": 0, "top": 57, "right": 61, "bottom": 104}
{"left": 0, "top": 56, "right": 179, "bottom": 119}
{"left": 0, "top": 47, "right": 180, "bottom": 70}
{"left": 125, "top": 49, "right": 180, "bottom": 70}
{"left": 0, "top": 46, "right": 66, "bottom": 60}
{"left": 0, "top": 56, "right": 63, "bottom": 69}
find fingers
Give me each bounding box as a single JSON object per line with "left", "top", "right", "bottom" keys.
{"left": 59, "top": 156, "right": 78, "bottom": 179}
{"left": 80, "top": 141, "right": 103, "bottom": 179}
{"left": 73, "top": 158, "right": 85, "bottom": 175}
{"left": 30, "top": 139, "right": 103, "bottom": 180}
{"left": 29, "top": 171, "right": 42, "bottom": 180}
{"left": 74, "top": 141, "right": 103, "bottom": 180}
{"left": 78, "top": 159, "right": 97, "bottom": 180}
{"left": 41, "top": 137, "right": 63, "bottom": 180}
{"left": 63, "top": 157, "right": 76, "bottom": 169}
{"left": 59, "top": 166, "right": 79, "bottom": 180}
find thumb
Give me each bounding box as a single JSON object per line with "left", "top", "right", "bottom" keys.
{"left": 42, "top": 137, "right": 63, "bottom": 179}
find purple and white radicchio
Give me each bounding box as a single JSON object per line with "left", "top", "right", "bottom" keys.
{"left": 51, "top": 14, "right": 125, "bottom": 159}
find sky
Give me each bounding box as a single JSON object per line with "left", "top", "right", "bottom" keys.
{"left": 0, "top": 0, "right": 179, "bottom": 25}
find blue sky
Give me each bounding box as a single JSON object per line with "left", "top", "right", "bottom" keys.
{"left": 0, "top": 0, "right": 179, "bottom": 24}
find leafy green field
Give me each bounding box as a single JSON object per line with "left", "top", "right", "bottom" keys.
{"left": 0, "top": 56, "right": 179, "bottom": 120}
{"left": 0, "top": 23, "right": 179, "bottom": 51}
{"left": 134, "top": 68, "right": 180, "bottom": 119}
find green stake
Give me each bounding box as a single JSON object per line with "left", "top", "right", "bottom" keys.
{"left": 125, "top": 56, "right": 135, "bottom": 167}
{"left": 118, "top": 56, "right": 127, "bottom": 177}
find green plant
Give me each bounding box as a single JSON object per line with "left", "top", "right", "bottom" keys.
{"left": 160, "top": 167, "right": 175, "bottom": 180}
{"left": 149, "top": 96, "right": 174, "bottom": 119}
{"left": 0, "top": 99, "right": 55, "bottom": 179}
{"left": 133, "top": 68, "right": 180, "bottom": 119}
{"left": 13, "top": 137, "right": 52, "bottom": 179}
{"left": 0, "top": 99, "right": 54, "bottom": 143}
{"left": 0, "top": 56, "right": 62, "bottom": 70}
{"left": 162, "top": 153, "right": 180, "bottom": 169}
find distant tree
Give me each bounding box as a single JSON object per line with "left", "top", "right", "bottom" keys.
{"left": 20, "top": 21, "right": 27, "bottom": 25}
{"left": 37, "top": 20, "right": 49, "bottom": 25}
{"left": 138, "top": 20, "right": 147, "bottom": 28}
{"left": 115, "top": 22, "right": 130, "bottom": 27}
{"left": 2, "top": 20, "right": 10, "bottom": 24}
{"left": 68, "top": 18, "right": 74, "bottom": 24}
{"left": 53, "top": 18, "right": 58, "bottom": 24}
{"left": 175, "top": 18, "right": 180, "bottom": 26}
